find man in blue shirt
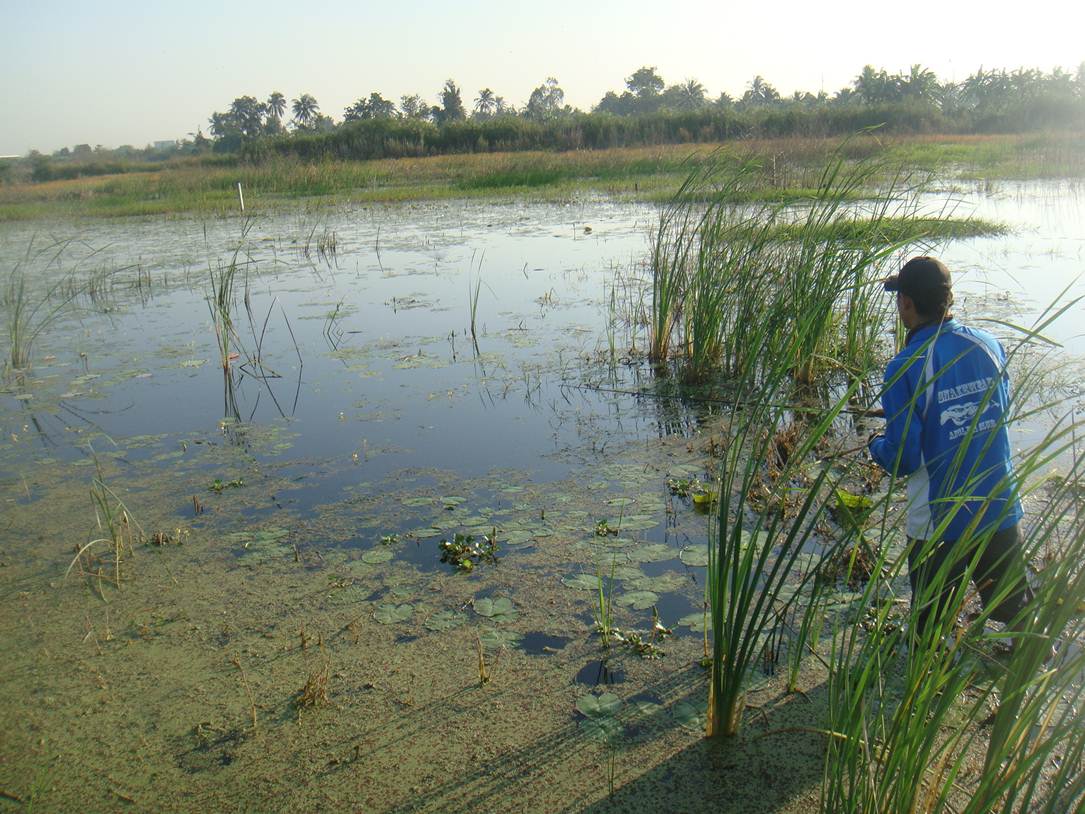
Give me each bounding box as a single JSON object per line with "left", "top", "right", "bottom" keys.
{"left": 867, "top": 256, "right": 1032, "bottom": 642}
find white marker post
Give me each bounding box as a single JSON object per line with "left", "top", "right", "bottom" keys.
{"left": 237, "top": 182, "right": 245, "bottom": 212}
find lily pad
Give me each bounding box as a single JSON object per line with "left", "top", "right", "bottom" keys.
{"left": 677, "top": 613, "right": 710, "bottom": 633}
{"left": 679, "top": 546, "right": 710, "bottom": 567}
{"left": 361, "top": 548, "right": 394, "bottom": 565}
{"left": 610, "top": 565, "right": 645, "bottom": 581}
{"left": 576, "top": 692, "right": 622, "bottom": 718}
{"left": 625, "top": 572, "right": 688, "bottom": 593}
{"left": 479, "top": 627, "right": 522, "bottom": 649}
{"left": 474, "top": 597, "right": 518, "bottom": 623}
{"left": 408, "top": 526, "right": 443, "bottom": 540}
{"left": 561, "top": 573, "right": 602, "bottom": 591}
{"left": 628, "top": 543, "right": 676, "bottom": 564}
{"left": 618, "top": 514, "right": 658, "bottom": 531}
{"left": 424, "top": 610, "right": 466, "bottom": 631}
{"left": 672, "top": 701, "right": 706, "bottom": 731}
{"left": 740, "top": 529, "right": 771, "bottom": 549}
{"left": 592, "top": 535, "right": 635, "bottom": 549}
{"left": 233, "top": 526, "right": 290, "bottom": 558}
{"left": 373, "top": 603, "right": 413, "bottom": 624}
{"left": 616, "top": 590, "right": 659, "bottom": 610}
{"left": 629, "top": 699, "right": 666, "bottom": 725}
{"left": 579, "top": 717, "right": 622, "bottom": 742}
{"left": 504, "top": 530, "right": 535, "bottom": 546}
{"left": 605, "top": 497, "right": 636, "bottom": 508}
{"left": 402, "top": 496, "right": 434, "bottom": 507}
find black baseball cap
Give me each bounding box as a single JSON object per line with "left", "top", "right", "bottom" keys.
{"left": 883, "top": 256, "right": 953, "bottom": 307}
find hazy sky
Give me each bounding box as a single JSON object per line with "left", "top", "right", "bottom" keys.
{"left": 3, "top": 0, "right": 1083, "bottom": 155}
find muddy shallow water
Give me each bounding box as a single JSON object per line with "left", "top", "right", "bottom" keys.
{"left": 0, "top": 183, "right": 1082, "bottom": 812}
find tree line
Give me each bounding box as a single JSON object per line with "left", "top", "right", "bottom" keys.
{"left": 204, "top": 63, "right": 1085, "bottom": 152}
{"left": 14, "top": 61, "right": 1085, "bottom": 182}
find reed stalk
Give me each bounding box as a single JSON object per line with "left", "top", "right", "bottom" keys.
{"left": 468, "top": 274, "right": 482, "bottom": 352}
{"left": 207, "top": 257, "right": 240, "bottom": 370}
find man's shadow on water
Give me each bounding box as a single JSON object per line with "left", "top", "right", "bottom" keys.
{"left": 372, "top": 659, "right": 832, "bottom": 814}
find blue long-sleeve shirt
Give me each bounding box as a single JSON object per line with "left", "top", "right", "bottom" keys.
{"left": 868, "top": 319, "right": 1022, "bottom": 541}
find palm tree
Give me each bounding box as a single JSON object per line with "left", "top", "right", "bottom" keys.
{"left": 679, "top": 78, "right": 706, "bottom": 109}
{"left": 474, "top": 88, "right": 496, "bottom": 119}
{"left": 266, "top": 92, "right": 286, "bottom": 121}
{"left": 291, "top": 94, "right": 320, "bottom": 128}
{"left": 900, "top": 64, "right": 939, "bottom": 103}
{"left": 741, "top": 75, "right": 780, "bottom": 106}
{"left": 229, "top": 96, "right": 265, "bottom": 137}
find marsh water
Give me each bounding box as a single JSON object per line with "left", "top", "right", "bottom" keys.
{"left": 0, "top": 180, "right": 1082, "bottom": 812}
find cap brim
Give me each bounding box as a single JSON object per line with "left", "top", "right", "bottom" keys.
{"left": 882, "top": 274, "right": 902, "bottom": 292}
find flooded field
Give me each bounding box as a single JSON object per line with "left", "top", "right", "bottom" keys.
{"left": 1, "top": 180, "right": 1082, "bottom": 812}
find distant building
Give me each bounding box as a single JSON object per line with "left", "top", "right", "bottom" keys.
{"left": 153, "top": 140, "right": 178, "bottom": 151}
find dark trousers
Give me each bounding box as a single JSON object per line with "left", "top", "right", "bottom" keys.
{"left": 907, "top": 523, "right": 1033, "bottom": 640}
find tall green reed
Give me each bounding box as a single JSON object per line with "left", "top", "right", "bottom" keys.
{"left": 648, "top": 144, "right": 943, "bottom": 386}
{"left": 66, "top": 455, "right": 144, "bottom": 591}
{"left": 649, "top": 143, "right": 957, "bottom": 736}
{"left": 207, "top": 257, "right": 241, "bottom": 370}
{"left": 706, "top": 345, "right": 860, "bottom": 736}
{"left": 4, "top": 239, "right": 114, "bottom": 375}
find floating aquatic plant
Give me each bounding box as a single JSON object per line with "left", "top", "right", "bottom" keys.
{"left": 360, "top": 548, "right": 394, "bottom": 565}
{"left": 576, "top": 692, "right": 623, "bottom": 741}
{"left": 478, "top": 627, "right": 521, "bottom": 649}
{"left": 423, "top": 610, "right": 466, "bottom": 632}
{"left": 562, "top": 573, "right": 603, "bottom": 591}
{"left": 372, "top": 603, "right": 413, "bottom": 625}
{"left": 594, "top": 519, "right": 619, "bottom": 537}
{"left": 473, "top": 596, "right": 517, "bottom": 623}
{"left": 616, "top": 590, "right": 658, "bottom": 611}
{"left": 439, "top": 529, "right": 499, "bottom": 572}
{"left": 208, "top": 477, "right": 244, "bottom": 493}
{"left": 671, "top": 700, "right": 706, "bottom": 731}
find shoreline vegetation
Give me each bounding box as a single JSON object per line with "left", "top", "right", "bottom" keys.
{"left": 0, "top": 132, "right": 1082, "bottom": 222}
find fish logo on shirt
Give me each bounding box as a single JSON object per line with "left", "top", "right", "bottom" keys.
{"left": 940, "top": 400, "right": 997, "bottom": 428}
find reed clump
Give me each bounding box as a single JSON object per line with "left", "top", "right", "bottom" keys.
{"left": 67, "top": 458, "right": 144, "bottom": 592}
{"left": 668, "top": 143, "right": 1085, "bottom": 794}
{"left": 295, "top": 659, "right": 331, "bottom": 715}
{"left": 648, "top": 144, "right": 947, "bottom": 386}
{"left": 4, "top": 238, "right": 115, "bottom": 376}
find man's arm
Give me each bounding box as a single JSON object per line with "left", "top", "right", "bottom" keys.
{"left": 868, "top": 355, "right": 924, "bottom": 477}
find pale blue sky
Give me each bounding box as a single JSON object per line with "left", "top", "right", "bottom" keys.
{"left": 2, "top": 0, "right": 1083, "bottom": 155}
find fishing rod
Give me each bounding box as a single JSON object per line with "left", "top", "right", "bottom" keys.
{"left": 562, "top": 381, "right": 884, "bottom": 418}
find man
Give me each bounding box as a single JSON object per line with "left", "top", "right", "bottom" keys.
{"left": 867, "top": 256, "right": 1031, "bottom": 641}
